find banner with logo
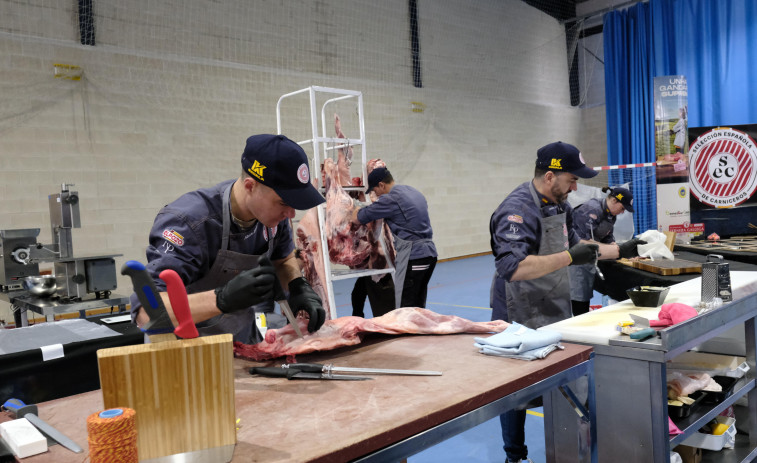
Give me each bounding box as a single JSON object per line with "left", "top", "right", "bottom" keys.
{"left": 688, "top": 124, "right": 757, "bottom": 237}
{"left": 653, "top": 75, "right": 693, "bottom": 239}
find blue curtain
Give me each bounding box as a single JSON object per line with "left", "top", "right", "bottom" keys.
{"left": 603, "top": 0, "right": 757, "bottom": 232}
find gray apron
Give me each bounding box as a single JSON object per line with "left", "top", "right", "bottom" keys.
{"left": 186, "top": 183, "right": 284, "bottom": 344}
{"left": 505, "top": 182, "right": 572, "bottom": 329}
{"left": 569, "top": 201, "right": 613, "bottom": 302}
{"left": 391, "top": 235, "right": 433, "bottom": 308}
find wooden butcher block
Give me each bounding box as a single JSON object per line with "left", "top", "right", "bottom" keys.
{"left": 97, "top": 334, "right": 235, "bottom": 461}
{"left": 617, "top": 258, "right": 701, "bottom": 275}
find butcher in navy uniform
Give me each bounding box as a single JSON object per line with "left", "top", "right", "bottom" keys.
{"left": 352, "top": 167, "right": 437, "bottom": 309}
{"left": 130, "top": 134, "right": 327, "bottom": 343}
{"left": 570, "top": 186, "right": 636, "bottom": 315}
{"left": 489, "top": 142, "right": 644, "bottom": 463}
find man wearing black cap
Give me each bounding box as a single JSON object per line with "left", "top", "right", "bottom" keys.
{"left": 130, "top": 134, "right": 327, "bottom": 343}
{"left": 569, "top": 186, "right": 640, "bottom": 315}
{"left": 351, "top": 167, "right": 437, "bottom": 309}
{"left": 489, "top": 142, "right": 644, "bottom": 463}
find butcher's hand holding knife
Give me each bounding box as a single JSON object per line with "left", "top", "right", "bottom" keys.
{"left": 215, "top": 256, "right": 326, "bottom": 333}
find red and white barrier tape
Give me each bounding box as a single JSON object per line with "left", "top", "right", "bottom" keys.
{"left": 593, "top": 162, "right": 657, "bottom": 171}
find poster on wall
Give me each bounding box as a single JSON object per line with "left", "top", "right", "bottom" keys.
{"left": 653, "top": 75, "right": 694, "bottom": 240}
{"left": 688, "top": 124, "right": 757, "bottom": 237}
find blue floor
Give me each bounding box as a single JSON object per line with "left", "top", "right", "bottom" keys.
{"left": 329, "top": 254, "right": 549, "bottom": 463}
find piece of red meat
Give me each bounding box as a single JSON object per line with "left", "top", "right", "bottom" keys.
{"left": 234, "top": 307, "right": 509, "bottom": 362}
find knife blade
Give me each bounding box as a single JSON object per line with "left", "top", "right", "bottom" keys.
{"left": 282, "top": 363, "right": 443, "bottom": 376}
{"left": 121, "top": 260, "right": 176, "bottom": 342}
{"left": 159, "top": 269, "right": 199, "bottom": 339}
{"left": 629, "top": 313, "right": 650, "bottom": 327}
{"left": 2, "top": 398, "right": 82, "bottom": 453}
{"left": 279, "top": 299, "right": 304, "bottom": 339}
{"left": 249, "top": 367, "right": 370, "bottom": 380}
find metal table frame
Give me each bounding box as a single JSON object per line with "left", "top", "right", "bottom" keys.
{"left": 355, "top": 355, "right": 598, "bottom": 463}
{"left": 1, "top": 291, "right": 129, "bottom": 325}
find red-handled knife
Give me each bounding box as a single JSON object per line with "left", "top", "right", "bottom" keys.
{"left": 159, "top": 269, "right": 199, "bottom": 339}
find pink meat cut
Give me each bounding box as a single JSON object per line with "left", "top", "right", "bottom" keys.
{"left": 295, "top": 114, "right": 394, "bottom": 316}
{"left": 234, "top": 307, "right": 510, "bottom": 362}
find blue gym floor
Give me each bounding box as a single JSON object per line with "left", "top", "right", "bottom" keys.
{"left": 330, "top": 254, "right": 552, "bottom": 463}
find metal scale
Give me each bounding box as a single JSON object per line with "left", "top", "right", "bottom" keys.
{"left": 0, "top": 184, "right": 128, "bottom": 326}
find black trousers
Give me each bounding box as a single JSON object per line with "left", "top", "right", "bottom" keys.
{"left": 351, "top": 274, "right": 395, "bottom": 317}
{"left": 400, "top": 256, "right": 437, "bottom": 308}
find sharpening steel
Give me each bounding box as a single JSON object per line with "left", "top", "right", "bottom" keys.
{"left": 282, "top": 363, "right": 443, "bottom": 376}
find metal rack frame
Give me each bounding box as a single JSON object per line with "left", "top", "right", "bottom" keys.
{"left": 276, "top": 86, "right": 394, "bottom": 318}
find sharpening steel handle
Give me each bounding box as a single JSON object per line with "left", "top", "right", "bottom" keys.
{"left": 159, "top": 269, "right": 199, "bottom": 339}
{"left": 2, "top": 398, "right": 37, "bottom": 417}
{"left": 282, "top": 363, "right": 326, "bottom": 373}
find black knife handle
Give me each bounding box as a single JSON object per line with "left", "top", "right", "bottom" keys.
{"left": 250, "top": 367, "right": 298, "bottom": 379}
{"left": 283, "top": 363, "right": 325, "bottom": 373}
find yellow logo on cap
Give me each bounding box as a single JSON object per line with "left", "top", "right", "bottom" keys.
{"left": 248, "top": 160, "right": 266, "bottom": 180}
{"left": 549, "top": 158, "right": 562, "bottom": 169}
{"left": 615, "top": 193, "right": 624, "bottom": 201}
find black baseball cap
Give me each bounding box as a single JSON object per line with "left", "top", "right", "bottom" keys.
{"left": 366, "top": 167, "right": 390, "bottom": 194}
{"left": 241, "top": 134, "right": 325, "bottom": 210}
{"left": 535, "top": 141, "right": 598, "bottom": 179}
{"left": 610, "top": 187, "right": 634, "bottom": 212}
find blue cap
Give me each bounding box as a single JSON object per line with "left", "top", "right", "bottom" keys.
{"left": 365, "top": 167, "right": 390, "bottom": 194}
{"left": 241, "top": 134, "right": 325, "bottom": 210}
{"left": 535, "top": 141, "right": 598, "bottom": 179}
{"left": 610, "top": 186, "right": 634, "bottom": 212}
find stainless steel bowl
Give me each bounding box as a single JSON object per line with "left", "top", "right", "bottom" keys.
{"left": 22, "top": 275, "right": 57, "bottom": 297}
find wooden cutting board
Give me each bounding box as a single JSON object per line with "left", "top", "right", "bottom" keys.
{"left": 618, "top": 258, "right": 702, "bottom": 275}
{"left": 97, "top": 334, "right": 235, "bottom": 461}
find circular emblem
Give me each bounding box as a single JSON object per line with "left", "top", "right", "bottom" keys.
{"left": 678, "top": 186, "right": 687, "bottom": 198}
{"left": 689, "top": 127, "right": 757, "bottom": 208}
{"left": 578, "top": 152, "right": 586, "bottom": 165}
{"left": 297, "top": 164, "right": 310, "bottom": 184}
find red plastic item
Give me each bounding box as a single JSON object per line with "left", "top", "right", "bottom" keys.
{"left": 158, "top": 269, "right": 199, "bottom": 339}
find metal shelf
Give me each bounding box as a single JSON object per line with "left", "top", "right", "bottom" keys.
{"left": 276, "top": 87, "right": 395, "bottom": 319}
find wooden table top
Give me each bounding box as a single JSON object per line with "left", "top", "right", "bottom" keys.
{"left": 22, "top": 333, "right": 592, "bottom": 463}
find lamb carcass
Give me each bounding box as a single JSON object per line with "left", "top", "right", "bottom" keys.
{"left": 294, "top": 115, "right": 395, "bottom": 317}
{"left": 234, "top": 307, "right": 510, "bottom": 361}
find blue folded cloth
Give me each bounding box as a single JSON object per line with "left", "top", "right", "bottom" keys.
{"left": 474, "top": 322, "right": 562, "bottom": 353}
{"left": 477, "top": 343, "right": 563, "bottom": 361}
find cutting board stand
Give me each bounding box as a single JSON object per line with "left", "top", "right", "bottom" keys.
{"left": 97, "top": 334, "right": 236, "bottom": 462}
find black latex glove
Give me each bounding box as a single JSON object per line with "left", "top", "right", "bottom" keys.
{"left": 214, "top": 256, "right": 275, "bottom": 313}
{"left": 288, "top": 277, "right": 326, "bottom": 332}
{"left": 618, "top": 239, "right": 647, "bottom": 259}
{"left": 567, "top": 243, "right": 599, "bottom": 266}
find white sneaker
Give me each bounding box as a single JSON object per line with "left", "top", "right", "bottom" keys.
{"left": 507, "top": 459, "right": 534, "bottom": 463}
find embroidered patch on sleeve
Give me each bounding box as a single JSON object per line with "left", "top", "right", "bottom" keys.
{"left": 162, "top": 229, "right": 185, "bottom": 247}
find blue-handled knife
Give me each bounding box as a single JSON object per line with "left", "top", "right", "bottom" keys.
{"left": 121, "top": 260, "right": 176, "bottom": 342}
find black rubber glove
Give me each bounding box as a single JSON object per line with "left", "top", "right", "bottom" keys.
{"left": 288, "top": 277, "right": 326, "bottom": 332}
{"left": 567, "top": 243, "right": 599, "bottom": 266}
{"left": 618, "top": 239, "right": 648, "bottom": 259}
{"left": 214, "top": 256, "right": 275, "bottom": 313}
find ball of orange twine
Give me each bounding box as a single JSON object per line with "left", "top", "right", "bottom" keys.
{"left": 86, "top": 407, "right": 138, "bottom": 462}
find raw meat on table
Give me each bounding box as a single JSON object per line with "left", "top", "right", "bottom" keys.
{"left": 234, "top": 307, "right": 510, "bottom": 361}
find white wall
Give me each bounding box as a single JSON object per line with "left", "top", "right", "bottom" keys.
{"left": 0, "top": 0, "right": 605, "bottom": 322}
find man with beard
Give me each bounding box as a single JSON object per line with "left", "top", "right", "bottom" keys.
{"left": 488, "top": 141, "right": 644, "bottom": 463}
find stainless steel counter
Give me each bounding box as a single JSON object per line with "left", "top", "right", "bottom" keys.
{"left": 544, "top": 272, "right": 757, "bottom": 463}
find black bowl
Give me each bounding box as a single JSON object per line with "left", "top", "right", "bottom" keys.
{"left": 626, "top": 286, "right": 670, "bottom": 307}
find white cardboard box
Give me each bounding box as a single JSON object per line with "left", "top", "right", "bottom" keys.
{"left": 0, "top": 418, "right": 48, "bottom": 458}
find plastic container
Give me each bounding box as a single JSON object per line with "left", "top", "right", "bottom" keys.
{"left": 626, "top": 286, "right": 670, "bottom": 307}
{"left": 668, "top": 390, "right": 705, "bottom": 419}
{"left": 681, "top": 416, "right": 736, "bottom": 451}
{"left": 700, "top": 376, "right": 738, "bottom": 405}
